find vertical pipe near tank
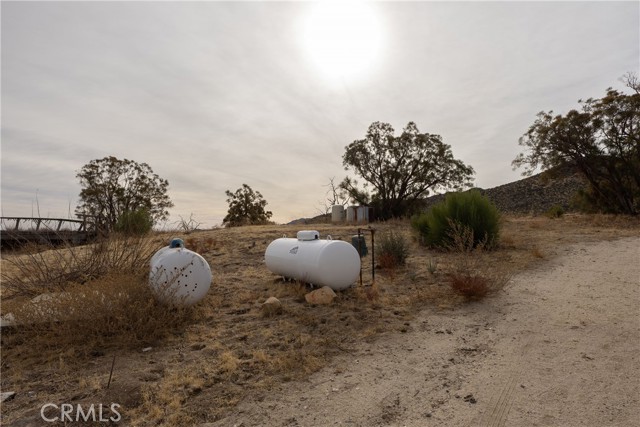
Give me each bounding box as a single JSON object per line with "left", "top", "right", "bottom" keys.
{"left": 358, "top": 229, "right": 363, "bottom": 287}
{"left": 371, "top": 228, "right": 375, "bottom": 282}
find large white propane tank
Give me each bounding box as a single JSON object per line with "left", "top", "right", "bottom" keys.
{"left": 264, "top": 230, "right": 360, "bottom": 290}
{"left": 149, "top": 238, "right": 212, "bottom": 306}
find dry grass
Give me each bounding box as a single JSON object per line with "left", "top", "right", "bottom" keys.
{"left": 1, "top": 214, "right": 638, "bottom": 425}
{"left": 3, "top": 275, "right": 194, "bottom": 348}
{"left": 1, "top": 234, "right": 158, "bottom": 299}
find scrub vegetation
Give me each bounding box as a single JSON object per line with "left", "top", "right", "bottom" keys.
{"left": 411, "top": 190, "right": 501, "bottom": 250}
{"left": 1, "top": 214, "right": 638, "bottom": 426}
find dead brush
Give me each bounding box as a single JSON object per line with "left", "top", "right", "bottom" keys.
{"left": 2, "top": 273, "right": 194, "bottom": 353}
{"left": 445, "top": 222, "right": 511, "bottom": 300}
{"left": 353, "top": 281, "right": 381, "bottom": 303}
{"left": 378, "top": 252, "right": 398, "bottom": 270}
{"left": 363, "top": 282, "right": 380, "bottom": 302}
{"left": 375, "top": 231, "right": 409, "bottom": 270}
{"left": 1, "top": 232, "right": 195, "bottom": 359}
{"left": 1, "top": 233, "right": 158, "bottom": 299}
{"left": 448, "top": 271, "right": 491, "bottom": 300}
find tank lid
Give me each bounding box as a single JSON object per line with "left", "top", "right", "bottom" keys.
{"left": 297, "top": 230, "right": 320, "bottom": 241}
{"left": 169, "top": 238, "right": 185, "bottom": 248}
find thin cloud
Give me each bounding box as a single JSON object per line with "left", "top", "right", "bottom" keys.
{"left": 2, "top": 1, "right": 637, "bottom": 225}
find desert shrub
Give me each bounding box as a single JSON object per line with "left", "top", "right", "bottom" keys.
{"left": 1, "top": 233, "right": 194, "bottom": 352}
{"left": 410, "top": 213, "right": 430, "bottom": 245}
{"left": 413, "top": 190, "right": 500, "bottom": 250}
{"left": 1, "top": 234, "right": 158, "bottom": 298}
{"left": 445, "top": 223, "right": 511, "bottom": 300}
{"left": 571, "top": 188, "right": 604, "bottom": 214}
{"left": 2, "top": 273, "right": 194, "bottom": 351}
{"left": 448, "top": 272, "right": 490, "bottom": 300}
{"left": 115, "top": 208, "right": 153, "bottom": 235}
{"left": 545, "top": 205, "right": 565, "bottom": 218}
{"left": 376, "top": 231, "right": 408, "bottom": 269}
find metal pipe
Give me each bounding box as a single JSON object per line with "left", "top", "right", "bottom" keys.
{"left": 370, "top": 228, "right": 375, "bottom": 283}
{"left": 358, "top": 228, "right": 363, "bottom": 287}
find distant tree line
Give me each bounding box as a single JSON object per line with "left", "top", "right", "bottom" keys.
{"left": 73, "top": 75, "right": 638, "bottom": 231}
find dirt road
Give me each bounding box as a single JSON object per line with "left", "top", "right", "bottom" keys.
{"left": 205, "top": 236, "right": 640, "bottom": 427}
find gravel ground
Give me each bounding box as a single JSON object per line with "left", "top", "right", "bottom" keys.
{"left": 204, "top": 236, "right": 640, "bottom": 427}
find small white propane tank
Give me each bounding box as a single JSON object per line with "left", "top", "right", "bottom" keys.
{"left": 264, "top": 230, "right": 360, "bottom": 290}
{"left": 149, "top": 238, "right": 212, "bottom": 306}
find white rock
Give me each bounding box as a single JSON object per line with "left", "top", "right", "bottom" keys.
{"left": 1, "top": 392, "right": 16, "bottom": 402}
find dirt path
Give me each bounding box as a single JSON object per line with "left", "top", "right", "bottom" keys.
{"left": 205, "top": 237, "right": 640, "bottom": 427}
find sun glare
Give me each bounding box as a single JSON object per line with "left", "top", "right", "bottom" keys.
{"left": 300, "top": 1, "right": 383, "bottom": 84}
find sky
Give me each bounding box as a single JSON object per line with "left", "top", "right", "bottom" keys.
{"left": 1, "top": 1, "right": 638, "bottom": 227}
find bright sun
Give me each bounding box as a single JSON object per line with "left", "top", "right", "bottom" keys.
{"left": 300, "top": 1, "right": 383, "bottom": 84}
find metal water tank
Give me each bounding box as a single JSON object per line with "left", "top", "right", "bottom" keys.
{"left": 331, "top": 205, "right": 345, "bottom": 223}
{"left": 356, "top": 206, "right": 370, "bottom": 222}
{"left": 149, "top": 243, "right": 212, "bottom": 306}
{"left": 265, "top": 231, "right": 360, "bottom": 290}
{"left": 346, "top": 206, "right": 357, "bottom": 222}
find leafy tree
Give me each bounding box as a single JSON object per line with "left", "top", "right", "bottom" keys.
{"left": 75, "top": 156, "right": 173, "bottom": 232}
{"left": 114, "top": 208, "right": 153, "bottom": 235}
{"left": 341, "top": 121, "right": 475, "bottom": 219}
{"left": 223, "top": 184, "right": 273, "bottom": 227}
{"left": 513, "top": 76, "right": 640, "bottom": 215}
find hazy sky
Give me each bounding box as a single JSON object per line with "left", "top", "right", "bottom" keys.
{"left": 2, "top": 1, "right": 638, "bottom": 226}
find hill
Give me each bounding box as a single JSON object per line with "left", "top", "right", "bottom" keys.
{"left": 423, "top": 165, "right": 587, "bottom": 215}
{"left": 290, "top": 167, "right": 588, "bottom": 224}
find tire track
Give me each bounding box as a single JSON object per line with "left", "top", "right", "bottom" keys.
{"left": 474, "top": 336, "right": 535, "bottom": 427}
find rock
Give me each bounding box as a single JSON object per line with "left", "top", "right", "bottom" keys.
{"left": 1, "top": 392, "right": 16, "bottom": 402}
{"left": 262, "top": 296, "right": 283, "bottom": 315}
{"left": 0, "top": 313, "right": 16, "bottom": 328}
{"left": 305, "top": 286, "right": 336, "bottom": 305}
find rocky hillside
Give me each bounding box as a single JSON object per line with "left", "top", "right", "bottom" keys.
{"left": 288, "top": 167, "right": 588, "bottom": 224}
{"left": 424, "top": 166, "right": 588, "bottom": 215}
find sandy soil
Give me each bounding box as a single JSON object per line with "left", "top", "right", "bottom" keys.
{"left": 204, "top": 236, "right": 640, "bottom": 427}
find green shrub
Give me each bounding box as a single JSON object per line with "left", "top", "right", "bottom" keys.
{"left": 545, "top": 205, "right": 565, "bottom": 218}
{"left": 376, "top": 231, "right": 409, "bottom": 269}
{"left": 412, "top": 190, "right": 500, "bottom": 250}
{"left": 410, "top": 213, "right": 430, "bottom": 246}
{"left": 571, "top": 189, "right": 601, "bottom": 214}
{"left": 115, "top": 208, "right": 153, "bottom": 235}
